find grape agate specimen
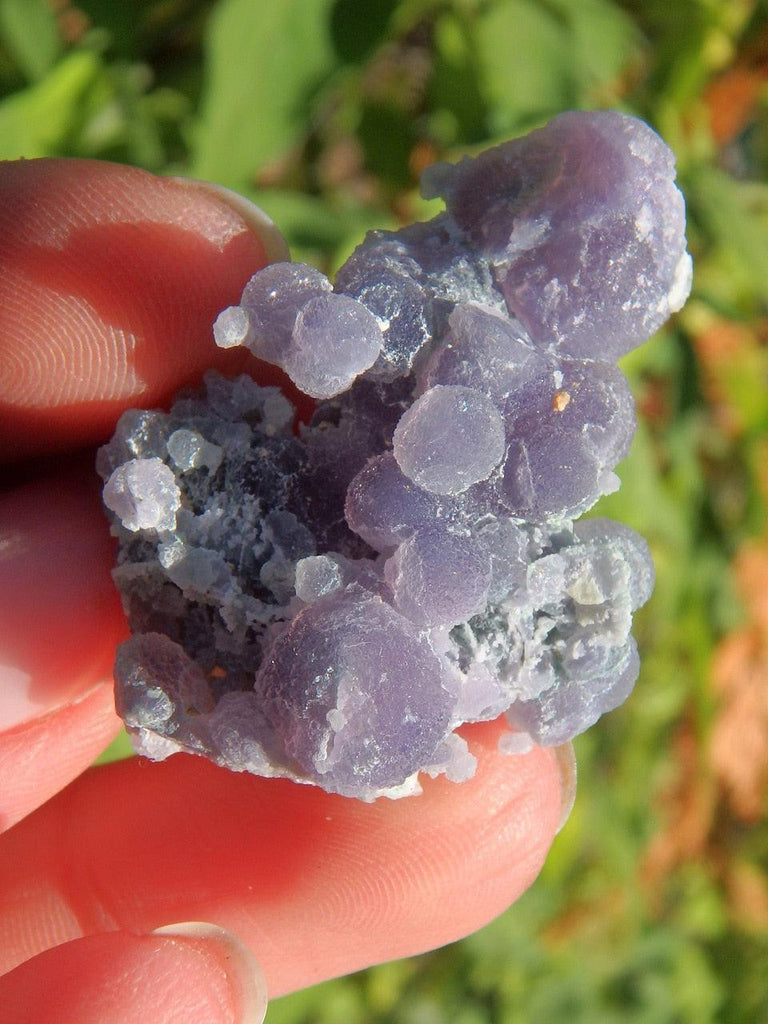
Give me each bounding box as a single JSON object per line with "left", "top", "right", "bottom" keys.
{"left": 99, "top": 111, "right": 691, "bottom": 800}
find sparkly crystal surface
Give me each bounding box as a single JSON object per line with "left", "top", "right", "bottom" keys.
{"left": 99, "top": 111, "right": 691, "bottom": 800}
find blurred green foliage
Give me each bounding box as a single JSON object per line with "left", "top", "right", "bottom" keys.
{"left": 6, "top": 1, "right": 767, "bottom": 1020}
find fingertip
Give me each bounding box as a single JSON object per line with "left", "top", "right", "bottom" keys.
{"left": 169, "top": 178, "right": 289, "bottom": 266}
{"left": 554, "top": 740, "right": 577, "bottom": 833}
{"left": 0, "top": 716, "right": 564, "bottom": 992}
{"left": 153, "top": 922, "right": 268, "bottom": 1024}
{"left": 0, "top": 682, "right": 120, "bottom": 833}
{"left": 0, "top": 467, "right": 126, "bottom": 731}
{"left": 0, "top": 468, "right": 127, "bottom": 828}
{"left": 0, "top": 926, "right": 267, "bottom": 1024}
{"left": 0, "top": 158, "right": 281, "bottom": 458}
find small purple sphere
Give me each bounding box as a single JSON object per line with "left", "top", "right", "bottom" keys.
{"left": 100, "top": 111, "right": 690, "bottom": 800}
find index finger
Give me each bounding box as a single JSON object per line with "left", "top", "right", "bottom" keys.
{"left": 0, "top": 158, "right": 285, "bottom": 460}
{"left": 0, "top": 719, "right": 566, "bottom": 998}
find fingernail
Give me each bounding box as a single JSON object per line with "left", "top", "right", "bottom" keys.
{"left": 169, "top": 177, "right": 290, "bottom": 265}
{"left": 0, "top": 668, "right": 103, "bottom": 733}
{"left": 0, "top": 663, "right": 38, "bottom": 732}
{"left": 554, "top": 741, "right": 577, "bottom": 833}
{"left": 153, "top": 922, "right": 267, "bottom": 1024}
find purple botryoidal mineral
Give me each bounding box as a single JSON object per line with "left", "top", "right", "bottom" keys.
{"left": 99, "top": 111, "right": 691, "bottom": 800}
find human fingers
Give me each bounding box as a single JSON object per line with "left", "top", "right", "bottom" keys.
{"left": 0, "top": 155, "right": 565, "bottom": 1011}
{"left": 0, "top": 156, "right": 287, "bottom": 824}
{"left": 0, "top": 470, "right": 125, "bottom": 831}
{"left": 0, "top": 924, "right": 267, "bottom": 1024}
{"left": 0, "top": 464, "right": 569, "bottom": 993}
{"left": 0, "top": 157, "right": 284, "bottom": 460}
{"left": 0, "top": 719, "right": 567, "bottom": 998}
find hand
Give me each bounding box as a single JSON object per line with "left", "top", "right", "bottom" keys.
{"left": 0, "top": 158, "right": 569, "bottom": 1024}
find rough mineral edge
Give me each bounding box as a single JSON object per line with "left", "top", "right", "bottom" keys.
{"left": 99, "top": 110, "right": 691, "bottom": 800}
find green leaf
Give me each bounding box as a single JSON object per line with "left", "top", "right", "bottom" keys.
{"left": 329, "top": 0, "right": 398, "bottom": 63}
{"left": 546, "top": 0, "right": 642, "bottom": 104}
{"left": 429, "top": 9, "right": 489, "bottom": 146}
{"left": 687, "top": 165, "right": 768, "bottom": 307}
{"left": 0, "top": 0, "right": 61, "bottom": 82}
{"left": 246, "top": 187, "right": 390, "bottom": 271}
{"left": 93, "top": 728, "right": 134, "bottom": 765}
{"left": 473, "top": 0, "right": 640, "bottom": 135}
{"left": 66, "top": 0, "right": 142, "bottom": 58}
{"left": 0, "top": 49, "right": 101, "bottom": 159}
{"left": 192, "top": 0, "right": 337, "bottom": 188}
{"left": 357, "top": 100, "right": 417, "bottom": 192}
{"left": 474, "top": 0, "right": 571, "bottom": 135}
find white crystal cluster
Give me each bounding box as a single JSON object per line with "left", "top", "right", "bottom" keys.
{"left": 99, "top": 111, "right": 691, "bottom": 800}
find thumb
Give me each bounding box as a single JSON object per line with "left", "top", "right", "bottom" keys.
{"left": 0, "top": 923, "right": 267, "bottom": 1024}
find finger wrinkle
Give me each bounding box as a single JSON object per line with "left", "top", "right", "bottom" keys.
{"left": 0, "top": 686, "right": 121, "bottom": 835}
{"left": 0, "top": 276, "right": 158, "bottom": 412}
{"left": 0, "top": 159, "right": 268, "bottom": 434}
{"left": 48, "top": 761, "right": 334, "bottom": 938}
{"left": 0, "top": 282, "right": 142, "bottom": 408}
{"left": 0, "top": 931, "right": 252, "bottom": 1024}
{"left": 0, "top": 874, "right": 83, "bottom": 975}
{"left": 0, "top": 159, "right": 255, "bottom": 253}
{"left": 0, "top": 473, "right": 125, "bottom": 706}
{"left": 0, "top": 731, "right": 561, "bottom": 995}
{"left": 0, "top": 771, "right": 121, "bottom": 974}
{"left": 2, "top": 222, "right": 255, "bottom": 403}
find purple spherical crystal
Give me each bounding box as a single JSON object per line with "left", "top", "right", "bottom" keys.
{"left": 393, "top": 385, "right": 506, "bottom": 495}
{"left": 423, "top": 110, "right": 692, "bottom": 360}
{"left": 385, "top": 529, "right": 491, "bottom": 627}
{"left": 103, "top": 457, "right": 181, "bottom": 533}
{"left": 115, "top": 632, "right": 215, "bottom": 733}
{"left": 214, "top": 262, "right": 383, "bottom": 398}
{"left": 345, "top": 452, "right": 443, "bottom": 550}
{"left": 500, "top": 359, "right": 636, "bottom": 521}
{"left": 420, "top": 302, "right": 542, "bottom": 404}
{"left": 255, "top": 589, "right": 453, "bottom": 795}
{"left": 99, "top": 111, "right": 690, "bottom": 800}
{"left": 285, "top": 292, "right": 383, "bottom": 398}
{"left": 214, "top": 261, "right": 331, "bottom": 361}
{"left": 333, "top": 235, "right": 433, "bottom": 380}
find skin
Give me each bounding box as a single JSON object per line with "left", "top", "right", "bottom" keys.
{"left": 0, "top": 158, "right": 565, "bottom": 1024}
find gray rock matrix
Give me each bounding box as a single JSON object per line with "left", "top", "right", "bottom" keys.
{"left": 98, "top": 111, "right": 691, "bottom": 800}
